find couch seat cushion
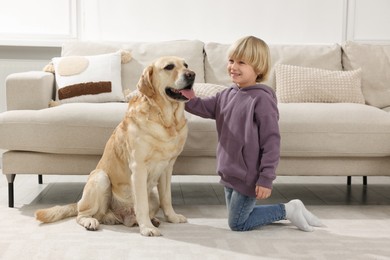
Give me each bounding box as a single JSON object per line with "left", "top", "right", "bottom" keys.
{"left": 279, "top": 103, "right": 390, "bottom": 157}
{"left": 1, "top": 103, "right": 390, "bottom": 158}
{"left": 0, "top": 103, "right": 127, "bottom": 155}
{"left": 0, "top": 103, "right": 217, "bottom": 156}
{"left": 182, "top": 113, "right": 217, "bottom": 157}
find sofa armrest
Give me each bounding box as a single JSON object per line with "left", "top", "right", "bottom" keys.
{"left": 6, "top": 71, "right": 55, "bottom": 110}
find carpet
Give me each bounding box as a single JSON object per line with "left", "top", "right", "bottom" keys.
{"left": 1, "top": 203, "right": 390, "bottom": 260}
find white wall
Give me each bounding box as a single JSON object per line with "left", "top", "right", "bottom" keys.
{"left": 347, "top": 0, "right": 390, "bottom": 42}
{"left": 81, "top": 0, "right": 346, "bottom": 44}
{"left": 0, "top": 0, "right": 388, "bottom": 46}
{"left": 1, "top": 0, "right": 390, "bottom": 114}
{"left": 80, "top": 0, "right": 390, "bottom": 44}
{"left": 0, "top": 0, "right": 77, "bottom": 46}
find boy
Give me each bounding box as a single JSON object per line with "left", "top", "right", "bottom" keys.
{"left": 185, "top": 36, "right": 323, "bottom": 231}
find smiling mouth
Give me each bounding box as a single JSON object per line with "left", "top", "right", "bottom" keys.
{"left": 165, "top": 85, "right": 195, "bottom": 101}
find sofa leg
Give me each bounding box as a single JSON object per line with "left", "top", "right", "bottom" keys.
{"left": 38, "top": 175, "right": 43, "bottom": 184}
{"left": 6, "top": 174, "right": 16, "bottom": 208}
{"left": 8, "top": 183, "right": 14, "bottom": 208}
{"left": 363, "top": 176, "right": 367, "bottom": 186}
{"left": 347, "top": 176, "right": 368, "bottom": 186}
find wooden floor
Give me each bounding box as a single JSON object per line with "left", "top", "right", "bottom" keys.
{"left": 1, "top": 173, "right": 390, "bottom": 208}
{"left": 173, "top": 175, "right": 390, "bottom": 206}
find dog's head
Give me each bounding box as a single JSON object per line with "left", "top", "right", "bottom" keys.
{"left": 137, "top": 56, "right": 196, "bottom": 102}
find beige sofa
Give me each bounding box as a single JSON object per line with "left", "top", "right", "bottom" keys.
{"left": 1, "top": 40, "right": 390, "bottom": 207}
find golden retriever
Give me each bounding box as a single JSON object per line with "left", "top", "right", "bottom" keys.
{"left": 35, "top": 56, "right": 196, "bottom": 236}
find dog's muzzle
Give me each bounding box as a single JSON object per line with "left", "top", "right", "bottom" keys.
{"left": 165, "top": 70, "right": 196, "bottom": 101}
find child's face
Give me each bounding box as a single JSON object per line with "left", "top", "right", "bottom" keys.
{"left": 227, "top": 58, "right": 257, "bottom": 88}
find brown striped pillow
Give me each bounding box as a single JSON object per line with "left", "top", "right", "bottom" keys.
{"left": 52, "top": 51, "right": 124, "bottom": 103}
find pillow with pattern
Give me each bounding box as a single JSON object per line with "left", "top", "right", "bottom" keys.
{"left": 52, "top": 51, "right": 124, "bottom": 103}
{"left": 275, "top": 64, "right": 365, "bottom": 104}
{"left": 193, "top": 83, "right": 228, "bottom": 98}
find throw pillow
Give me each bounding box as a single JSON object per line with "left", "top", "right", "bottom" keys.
{"left": 275, "top": 64, "right": 365, "bottom": 104}
{"left": 52, "top": 51, "right": 124, "bottom": 103}
{"left": 193, "top": 83, "right": 228, "bottom": 98}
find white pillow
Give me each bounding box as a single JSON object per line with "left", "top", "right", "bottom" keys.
{"left": 275, "top": 64, "right": 365, "bottom": 104}
{"left": 193, "top": 83, "right": 228, "bottom": 98}
{"left": 52, "top": 51, "right": 124, "bottom": 103}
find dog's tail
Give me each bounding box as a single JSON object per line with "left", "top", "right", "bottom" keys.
{"left": 35, "top": 203, "right": 78, "bottom": 223}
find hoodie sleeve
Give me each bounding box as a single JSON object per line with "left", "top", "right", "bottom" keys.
{"left": 254, "top": 91, "right": 281, "bottom": 189}
{"left": 185, "top": 95, "right": 218, "bottom": 119}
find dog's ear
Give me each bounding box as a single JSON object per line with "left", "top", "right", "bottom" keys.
{"left": 137, "top": 65, "right": 155, "bottom": 97}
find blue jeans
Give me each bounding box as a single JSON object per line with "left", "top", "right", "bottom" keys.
{"left": 224, "top": 187, "right": 286, "bottom": 231}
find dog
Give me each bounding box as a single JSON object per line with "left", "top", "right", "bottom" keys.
{"left": 35, "top": 56, "right": 196, "bottom": 236}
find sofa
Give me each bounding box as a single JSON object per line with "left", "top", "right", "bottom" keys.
{"left": 1, "top": 39, "right": 390, "bottom": 207}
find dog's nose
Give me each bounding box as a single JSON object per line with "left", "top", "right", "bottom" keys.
{"left": 185, "top": 71, "right": 196, "bottom": 81}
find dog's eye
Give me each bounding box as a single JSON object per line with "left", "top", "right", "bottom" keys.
{"left": 164, "top": 64, "right": 175, "bottom": 70}
{"left": 184, "top": 63, "right": 188, "bottom": 68}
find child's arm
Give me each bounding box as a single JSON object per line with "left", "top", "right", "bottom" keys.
{"left": 255, "top": 93, "right": 281, "bottom": 190}
{"left": 185, "top": 95, "right": 218, "bottom": 119}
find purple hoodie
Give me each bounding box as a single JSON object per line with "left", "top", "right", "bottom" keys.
{"left": 185, "top": 84, "right": 280, "bottom": 197}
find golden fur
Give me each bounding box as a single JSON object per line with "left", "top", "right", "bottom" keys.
{"left": 35, "top": 56, "right": 196, "bottom": 236}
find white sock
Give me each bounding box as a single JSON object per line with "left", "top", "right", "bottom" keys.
{"left": 285, "top": 199, "right": 314, "bottom": 232}
{"left": 300, "top": 203, "right": 325, "bottom": 227}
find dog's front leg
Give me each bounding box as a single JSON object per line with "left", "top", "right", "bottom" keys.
{"left": 158, "top": 162, "right": 187, "bottom": 224}
{"left": 132, "top": 163, "right": 161, "bottom": 236}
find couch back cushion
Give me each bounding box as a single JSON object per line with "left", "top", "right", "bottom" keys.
{"left": 61, "top": 40, "right": 205, "bottom": 91}
{"left": 342, "top": 41, "right": 390, "bottom": 108}
{"left": 205, "top": 42, "right": 342, "bottom": 88}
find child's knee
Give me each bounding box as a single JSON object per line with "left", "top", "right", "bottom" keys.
{"left": 228, "top": 219, "right": 245, "bottom": 231}
{"left": 229, "top": 225, "right": 242, "bottom": 231}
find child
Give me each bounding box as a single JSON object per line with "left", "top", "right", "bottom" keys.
{"left": 185, "top": 36, "right": 323, "bottom": 232}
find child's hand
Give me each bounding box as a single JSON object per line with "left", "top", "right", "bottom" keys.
{"left": 255, "top": 185, "right": 272, "bottom": 200}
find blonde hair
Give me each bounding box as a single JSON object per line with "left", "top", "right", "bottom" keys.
{"left": 227, "top": 36, "right": 270, "bottom": 82}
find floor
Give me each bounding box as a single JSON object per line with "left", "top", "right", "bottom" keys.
{"left": 1, "top": 173, "right": 390, "bottom": 259}
{"left": 2, "top": 174, "right": 390, "bottom": 207}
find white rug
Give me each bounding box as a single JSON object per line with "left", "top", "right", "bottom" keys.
{"left": 1, "top": 203, "right": 390, "bottom": 260}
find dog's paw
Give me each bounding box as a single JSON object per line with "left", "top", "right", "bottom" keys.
{"left": 79, "top": 217, "right": 100, "bottom": 231}
{"left": 166, "top": 213, "right": 187, "bottom": 224}
{"left": 151, "top": 217, "right": 161, "bottom": 227}
{"left": 140, "top": 225, "right": 162, "bottom": 237}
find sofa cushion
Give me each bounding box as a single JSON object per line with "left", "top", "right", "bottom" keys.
{"left": 275, "top": 64, "right": 365, "bottom": 104}
{"left": 61, "top": 40, "right": 205, "bottom": 92}
{"left": 1, "top": 102, "right": 390, "bottom": 158}
{"left": 279, "top": 103, "right": 390, "bottom": 157}
{"left": 204, "top": 42, "right": 342, "bottom": 88}
{"left": 342, "top": 41, "right": 390, "bottom": 108}
{"left": 382, "top": 106, "right": 390, "bottom": 112}
{"left": 52, "top": 51, "right": 124, "bottom": 103}
{"left": 0, "top": 103, "right": 126, "bottom": 155}
{"left": 181, "top": 113, "right": 218, "bottom": 157}
{"left": 0, "top": 103, "right": 218, "bottom": 157}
